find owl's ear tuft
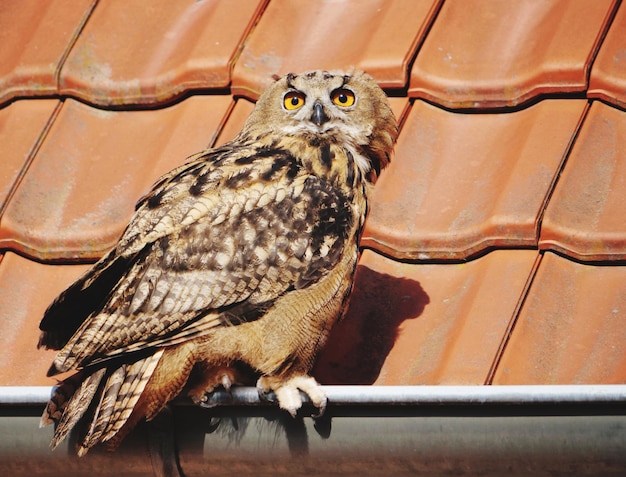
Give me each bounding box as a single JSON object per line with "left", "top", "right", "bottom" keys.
{"left": 271, "top": 73, "right": 282, "bottom": 82}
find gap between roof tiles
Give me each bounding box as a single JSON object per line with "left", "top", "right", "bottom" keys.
{"left": 409, "top": 93, "right": 591, "bottom": 116}
{"left": 484, "top": 250, "right": 544, "bottom": 385}
{"left": 587, "top": 0, "right": 626, "bottom": 109}
{"left": 579, "top": 0, "right": 622, "bottom": 95}
{"left": 51, "top": 1, "right": 99, "bottom": 94}
{"left": 493, "top": 249, "right": 626, "bottom": 384}
{"left": 0, "top": 100, "right": 63, "bottom": 218}
{"left": 57, "top": 0, "right": 270, "bottom": 107}
{"left": 363, "top": 98, "right": 590, "bottom": 261}
{"left": 540, "top": 99, "right": 626, "bottom": 261}
{"left": 409, "top": 0, "right": 619, "bottom": 109}
{"left": 533, "top": 100, "right": 592, "bottom": 247}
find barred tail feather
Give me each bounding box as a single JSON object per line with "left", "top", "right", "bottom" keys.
{"left": 77, "top": 351, "right": 163, "bottom": 456}
{"left": 42, "top": 350, "right": 164, "bottom": 456}
{"left": 102, "top": 350, "right": 163, "bottom": 442}
{"left": 44, "top": 368, "right": 107, "bottom": 450}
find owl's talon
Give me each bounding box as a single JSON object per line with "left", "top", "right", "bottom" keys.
{"left": 188, "top": 366, "right": 239, "bottom": 405}
{"left": 257, "top": 375, "right": 326, "bottom": 418}
{"left": 311, "top": 396, "right": 328, "bottom": 419}
{"left": 189, "top": 391, "right": 209, "bottom": 405}
{"left": 256, "top": 379, "right": 276, "bottom": 403}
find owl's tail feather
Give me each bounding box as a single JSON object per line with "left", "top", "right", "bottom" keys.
{"left": 41, "top": 350, "right": 165, "bottom": 455}
{"left": 41, "top": 368, "right": 106, "bottom": 449}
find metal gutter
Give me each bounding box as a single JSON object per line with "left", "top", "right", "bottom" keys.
{"left": 3, "top": 384, "right": 626, "bottom": 406}
{"left": 2, "top": 385, "right": 626, "bottom": 476}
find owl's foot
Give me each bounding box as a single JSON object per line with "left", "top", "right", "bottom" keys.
{"left": 257, "top": 375, "right": 327, "bottom": 418}
{"left": 187, "top": 365, "right": 239, "bottom": 405}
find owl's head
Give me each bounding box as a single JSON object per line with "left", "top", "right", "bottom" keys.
{"left": 241, "top": 70, "right": 398, "bottom": 180}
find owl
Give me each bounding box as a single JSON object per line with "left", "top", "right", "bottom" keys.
{"left": 38, "top": 69, "right": 397, "bottom": 455}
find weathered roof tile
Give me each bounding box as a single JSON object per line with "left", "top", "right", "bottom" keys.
{"left": 0, "top": 99, "right": 59, "bottom": 213}
{"left": 409, "top": 0, "right": 617, "bottom": 108}
{"left": 315, "top": 249, "right": 538, "bottom": 385}
{"left": 0, "top": 252, "right": 89, "bottom": 386}
{"left": 0, "top": 0, "right": 95, "bottom": 105}
{"left": 589, "top": 4, "right": 626, "bottom": 109}
{"left": 59, "top": 0, "right": 266, "bottom": 106}
{"left": 540, "top": 101, "right": 626, "bottom": 261}
{"left": 232, "top": 0, "right": 441, "bottom": 99}
{"left": 362, "top": 99, "right": 587, "bottom": 260}
{"left": 0, "top": 96, "right": 231, "bottom": 260}
{"left": 493, "top": 251, "right": 626, "bottom": 384}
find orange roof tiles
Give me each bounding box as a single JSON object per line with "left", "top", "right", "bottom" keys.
{"left": 0, "top": 0, "right": 95, "bottom": 104}
{"left": 232, "top": 0, "right": 441, "bottom": 99}
{"left": 0, "top": 96, "right": 232, "bottom": 261}
{"left": 2, "top": 0, "right": 626, "bottom": 390}
{"left": 59, "top": 0, "right": 266, "bottom": 106}
{"left": 0, "top": 252, "right": 88, "bottom": 386}
{"left": 0, "top": 99, "right": 59, "bottom": 214}
{"left": 540, "top": 101, "right": 626, "bottom": 261}
{"left": 410, "top": 0, "right": 617, "bottom": 108}
{"left": 315, "top": 249, "right": 538, "bottom": 385}
{"left": 589, "top": 4, "right": 626, "bottom": 109}
{"left": 362, "top": 99, "right": 587, "bottom": 260}
{"left": 493, "top": 252, "right": 626, "bottom": 384}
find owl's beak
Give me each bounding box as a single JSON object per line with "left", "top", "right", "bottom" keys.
{"left": 311, "top": 101, "right": 329, "bottom": 126}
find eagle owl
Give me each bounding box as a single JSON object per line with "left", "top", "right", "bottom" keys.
{"left": 38, "top": 70, "right": 397, "bottom": 455}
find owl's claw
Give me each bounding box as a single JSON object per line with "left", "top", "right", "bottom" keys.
{"left": 257, "top": 375, "right": 327, "bottom": 418}
{"left": 188, "top": 367, "right": 237, "bottom": 405}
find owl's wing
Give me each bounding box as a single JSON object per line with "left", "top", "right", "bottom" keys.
{"left": 41, "top": 144, "right": 354, "bottom": 374}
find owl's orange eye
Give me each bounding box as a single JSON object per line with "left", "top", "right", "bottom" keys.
{"left": 331, "top": 88, "right": 355, "bottom": 107}
{"left": 283, "top": 91, "right": 306, "bottom": 110}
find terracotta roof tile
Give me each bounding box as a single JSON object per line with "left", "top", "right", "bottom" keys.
{"left": 540, "top": 101, "right": 626, "bottom": 261}
{"left": 214, "top": 98, "right": 255, "bottom": 146}
{"left": 314, "top": 249, "right": 538, "bottom": 385}
{"left": 232, "top": 0, "right": 441, "bottom": 99}
{"left": 59, "top": 0, "right": 266, "bottom": 106}
{"left": 493, "top": 251, "right": 626, "bottom": 384}
{"left": 0, "top": 252, "right": 89, "bottom": 386}
{"left": 362, "top": 99, "right": 587, "bottom": 260}
{"left": 0, "top": 99, "right": 59, "bottom": 214}
{"left": 0, "top": 95, "right": 232, "bottom": 261}
{"left": 0, "top": 0, "right": 95, "bottom": 105}
{"left": 589, "top": 4, "right": 626, "bottom": 109}
{"left": 409, "top": 0, "right": 617, "bottom": 108}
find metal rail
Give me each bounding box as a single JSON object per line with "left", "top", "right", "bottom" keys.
{"left": 3, "top": 384, "right": 626, "bottom": 406}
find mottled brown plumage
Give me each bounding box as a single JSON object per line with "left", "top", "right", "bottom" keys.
{"left": 38, "top": 69, "right": 397, "bottom": 455}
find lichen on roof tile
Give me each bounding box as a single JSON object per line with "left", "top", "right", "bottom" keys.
{"left": 409, "top": 0, "right": 618, "bottom": 108}
{"left": 231, "top": 0, "right": 441, "bottom": 99}
{"left": 362, "top": 99, "right": 587, "bottom": 261}
{"left": 540, "top": 101, "right": 626, "bottom": 261}
{"left": 59, "top": 0, "right": 267, "bottom": 106}
{"left": 0, "top": 99, "right": 59, "bottom": 213}
{"left": 493, "top": 251, "right": 626, "bottom": 384}
{"left": 0, "top": 0, "right": 96, "bottom": 105}
{"left": 0, "top": 95, "right": 232, "bottom": 261}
